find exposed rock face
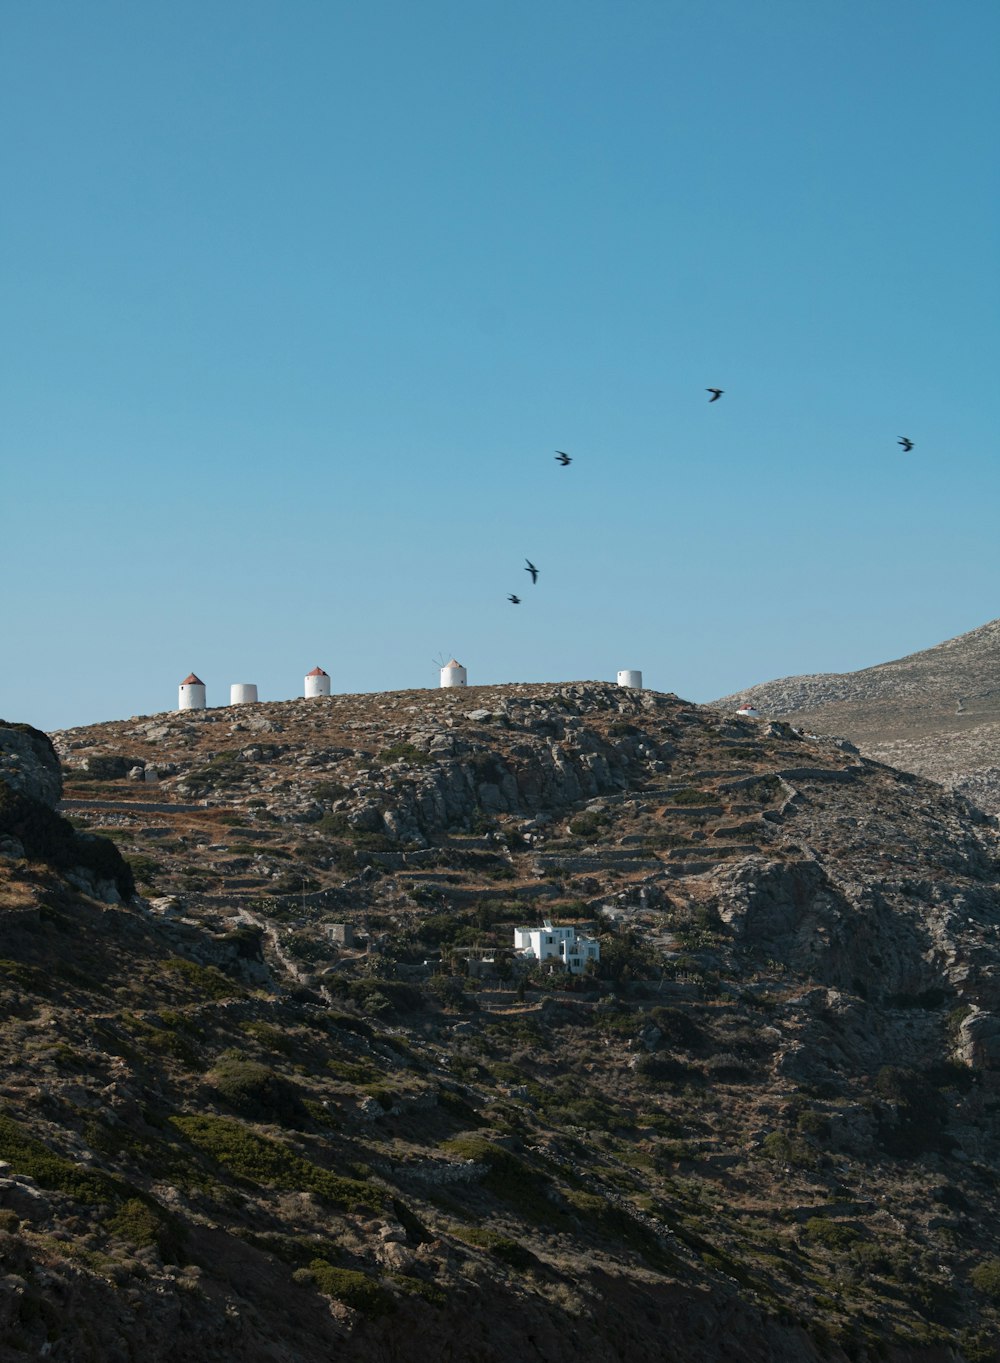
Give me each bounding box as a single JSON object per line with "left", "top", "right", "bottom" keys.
{"left": 711, "top": 616, "right": 1000, "bottom": 813}
{"left": 0, "top": 719, "right": 132, "bottom": 899}
{"left": 0, "top": 720, "right": 62, "bottom": 805}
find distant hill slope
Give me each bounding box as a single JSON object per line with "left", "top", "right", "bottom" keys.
{"left": 712, "top": 618, "right": 1000, "bottom": 812}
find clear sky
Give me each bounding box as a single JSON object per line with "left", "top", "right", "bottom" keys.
{"left": 2, "top": 0, "right": 997, "bottom": 731}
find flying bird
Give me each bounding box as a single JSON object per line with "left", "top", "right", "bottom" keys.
{"left": 555, "top": 450, "right": 572, "bottom": 465}
{"left": 707, "top": 388, "right": 724, "bottom": 402}
{"left": 508, "top": 594, "right": 521, "bottom": 605}
{"left": 898, "top": 437, "right": 914, "bottom": 452}
{"left": 525, "top": 559, "right": 539, "bottom": 584}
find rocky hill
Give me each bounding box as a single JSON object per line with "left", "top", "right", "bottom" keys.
{"left": 2, "top": 684, "right": 1000, "bottom": 1360}
{"left": 712, "top": 618, "right": 1000, "bottom": 814}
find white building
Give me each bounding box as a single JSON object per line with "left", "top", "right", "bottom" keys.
{"left": 305, "top": 666, "right": 331, "bottom": 698}
{"left": 178, "top": 673, "right": 207, "bottom": 710}
{"left": 617, "top": 669, "right": 642, "bottom": 689}
{"left": 230, "top": 683, "right": 258, "bottom": 705}
{"left": 440, "top": 658, "right": 467, "bottom": 688}
{"left": 513, "top": 918, "right": 600, "bottom": 975}
{"left": 736, "top": 703, "right": 760, "bottom": 718}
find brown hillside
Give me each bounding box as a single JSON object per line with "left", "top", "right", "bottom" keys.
{"left": 0, "top": 684, "right": 999, "bottom": 1360}
{"left": 712, "top": 618, "right": 1000, "bottom": 813}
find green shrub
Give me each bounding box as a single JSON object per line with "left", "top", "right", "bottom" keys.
{"left": 805, "top": 1217, "right": 861, "bottom": 1251}
{"left": 350, "top": 830, "right": 396, "bottom": 851}
{"left": 414, "top": 913, "right": 463, "bottom": 946}
{"left": 646, "top": 1006, "right": 704, "bottom": 1050}
{"left": 970, "top": 1258, "right": 1000, "bottom": 1300}
{"left": 326, "top": 1057, "right": 382, "bottom": 1084}
{"left": 170, "top": 1114, "right": 384, "bottom": 1210}
{"left": 761, "top": 1131, "right": 815, "bottom": 1167}
{"left": 441, "top": 1137, "right": 538, "bottom": 1216}
{"left": 161, "top": 957, "right": 244, "bottom": 1000}
{"left": 428, "top": 974, "right": 475, "bottom": 1012}
{"left": 457, "top": 1226, "right": 536, "bottom": 1270}
{"left": 795, "top": 1109, "right": 830, "bottom": 1140}
{"left": 0, "top": 1112, "right": 130, "bottom": 1205}
{"left": 106, "top": 1197, "right": 186, "bottom": 1262}
{"left": 389, "top": 1273, "right": 446, "bottom": 1306}
{"left": 171, "top": 1113, "right": 299, "bottom": 1185}
{"left": 347, "top": 978, "right": 425, "bottom": 1014}
{"left": 241, "top": 1021, "right": 294, "bottom": 1055}
{"left": 703, "top": 1053, "right": 752, "bottom": 1081}
{"left": 126, "top": 854, "right": 162, "bottom": 885}
{"left": 182, "top": 752, "right": 247, "bottom": 795}
{"left": 125, "top": 1014, "right": 205, "bottom": 1072}
{"left": 569, "top": 812, "right": 607, "bottom": 839}
{"left": 377, "top": 742, "right": 430, "bottom": 767}
{"left": 564, "top": 1189, "right": 664, "bottom": 1262}
{"left": 283, "top": 932, "right": 328, "bottom": 963}
{"left": 321, "top": 1011, "right": 373, "bottom": 1039}
{"left": 208, "top": 1055, "right": 308, "bottom": 1127}
{"left": 665, "top": 788, "right": 716, "bottom": 806}
{"left": 307, "top": 1262, "right": 393, "bottom": 1315}
{"left": 315, "top": 812, "right": 350, "bottom": 837}
{"left": 744, "top": 774, "right": 783, "bottom": 804}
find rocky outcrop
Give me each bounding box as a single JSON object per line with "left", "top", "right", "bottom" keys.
{"left": 0, "top": 720, "right": 62, "bottom": 805}
{"left": 0, "top": 720, "right": 133, "bottom": 899}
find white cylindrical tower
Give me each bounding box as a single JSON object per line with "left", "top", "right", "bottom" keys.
{"left": 178, "top": 673, "right": 207, "bottom": 710}
{"left": 440, "top": 658, "right": 467, "bottom": 688}
{"left": 736, "top": 704, "right": 760, "bottom": 718}
{"left": 230, "top": 683, "right": 258, "bottom": 705}
{"left": 304, "top": 666, "right": 331, "bottom": 698}
{"left": 617, "top": 669, "right": 643, "bottom": 690}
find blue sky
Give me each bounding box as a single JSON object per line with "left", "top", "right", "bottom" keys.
{"left": 2, "top": 0, "right": 997, "bottom": 730}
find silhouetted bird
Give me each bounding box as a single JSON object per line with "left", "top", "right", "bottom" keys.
{"left": 555, "top": 451, "right": 572, "bottom": 465}
{"left": 898, "top": 437, "right": 914, "bottom": 452}
{"left": 508, "top": 594, "right": 521, "bottom": 605}
{"left": 525, "top": 560, "right": 539, "bottom": 584}
{"left": 707, "top": 388, "right": 724, "bottom": 402}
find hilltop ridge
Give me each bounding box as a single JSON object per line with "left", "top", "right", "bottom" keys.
{"left": 1, "top": 684, "right": 1000, "bottom": 1359}
{"left": 712, "top": 618, "right": 1000, "bottom": 813}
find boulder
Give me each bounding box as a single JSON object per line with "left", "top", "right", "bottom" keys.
{"left": 0, "top": 722, "right": 62, "bottom": 806}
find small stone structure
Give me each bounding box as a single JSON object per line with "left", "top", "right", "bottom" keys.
{"left": 617, "top": 670, "right": 642, "bottom": 689}
{"left": 230, "top": 684, "right": 259, "bottom": 705}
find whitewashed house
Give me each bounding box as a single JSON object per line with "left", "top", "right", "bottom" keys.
{"left": 513, "top": 919, "right": 600, "bottom": 975}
